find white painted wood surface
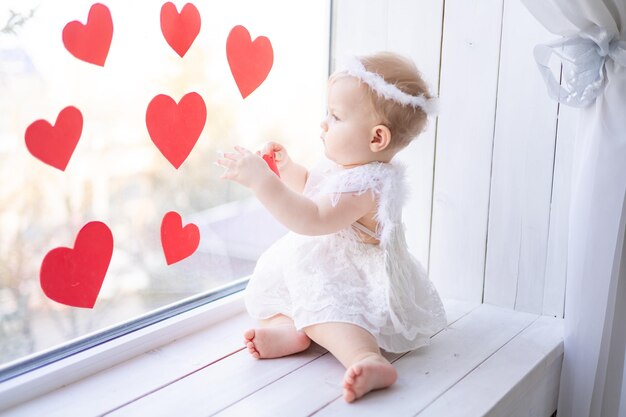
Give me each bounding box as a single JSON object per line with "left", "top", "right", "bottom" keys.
{"left": 0, "top": 298, "right": 470, "bottom": 416}
{"left": 482, "top": 0, "right": 559, "bottom": 315}
{"left": 107, "top": 298, "right": 475, "bottom": 417}
{"left": 108, "top": 344, "right": 329, "bottom": 416}
{"left": 1, "top": 299, "right": 562, "bottom": 417}
{"left": 209, "top": 299, "right": 476, "bottom": 417}
{"left": 385, "top": 0, "right": 444, "bottom": 268}
{"left": 426, "top": 0, "right": 505, "bottom": 304}
{"left": 0, "top": 296, "right": 253, "bottom": 417}
{"left": 543, "top": 104, "right": 578, "bottom": 318}
{"left": 331, "top": 0, "right": 388, "bottom": 62}
{"left": 314, "top": 304, "right": 540, "bottom": 416}
{"left": 0, "top": 287, "right": 247, "bottom": 413}
{"left": 417, "top": 315, "right": 563, "bottom": 416}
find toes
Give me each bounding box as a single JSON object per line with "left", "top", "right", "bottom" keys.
{"left": 243, "top": 328, "right": 255, "bottom": 342}
{"left": 343, "top": 387, "right": 356, "bottom": 403}
{"left": 344, "top": 372, "right": 355, "bottom": 386}
{"left": 346, "top": 365, "right": 362, "bottom": 382}
{"left": 248, "top": 346, "right": 260, "bottom": 359}
{"left": 245, "top": 339, "right": 261, "bottom": 359}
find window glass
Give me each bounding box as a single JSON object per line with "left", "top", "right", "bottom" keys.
{"left": 0, "top": 0, "right": 329, "bottom": 366}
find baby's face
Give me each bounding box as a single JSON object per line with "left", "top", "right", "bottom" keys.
{"left": 320, "top": 77, "right": 380, "bottom": 167}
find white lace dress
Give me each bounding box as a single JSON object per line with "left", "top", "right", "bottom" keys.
{"left": 244, "top": 157, "right": 448, "bottom": 353}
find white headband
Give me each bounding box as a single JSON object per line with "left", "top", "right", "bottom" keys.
{"left": 342, "top": 56, "right": 439, "bottom": 116}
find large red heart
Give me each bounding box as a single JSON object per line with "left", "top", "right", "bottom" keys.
{"left": 226, "top": 25, "right": 274, "bottom": 99}
{"left": 40, "top": 221, "right": 113, "bottom": 309}
{"left": 62, "top": 3, "right": 113, "bottom": 67}
{"left": 25, "top": 106, "right": 83, "bottom": 171}
{"left": 161, "top": 211, "right": 200, "bottom": 265}
{"left": 160, "top": 2, "right": 201, "bottom": 58}
{"left": 146, "top": 92, "right": 206, "bottom": 169}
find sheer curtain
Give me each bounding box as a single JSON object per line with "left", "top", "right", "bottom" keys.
{"left": 521, "top": 1, "right": 626, "bottom": 416}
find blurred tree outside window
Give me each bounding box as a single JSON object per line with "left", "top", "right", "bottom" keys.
{"left": 0, "top": 1, "right": 329, "bottom": 366}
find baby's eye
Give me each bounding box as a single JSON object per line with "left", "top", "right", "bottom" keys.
{"left": 331, "top": 113, "right": 339, "bottom": 121}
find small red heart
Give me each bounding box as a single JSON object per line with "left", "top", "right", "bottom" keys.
{"left": 262, "top": 152, "right": 280, "bottom": 177}
{"left": 40, "top": 221, "right": 113, "bottom": 309}
{"left": 62, "top": 3, "right": 113, "bottom": 67}
{"left": 146, "top": 92, "right": 207, "bottom": 169}
{"left": 160, "top": 2, "right": 201, "bottom": 58}
{"left": 226, "top": 25, "right": 274, "bottom": 99}
{"left": 161, "top": 211, "right": 200, "bottom": 265}
{"left": 25, "top": 106, "right": 83, "bottom": 171}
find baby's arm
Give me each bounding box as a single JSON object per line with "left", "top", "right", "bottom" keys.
{"left": 255, "top": 177, "right": 373, "bottom": 236}
{"left": 217, "top": 146, "right": 374, "bottom": 235}
{"left": 261, "top": 141, "right": 308, "bottom": 194}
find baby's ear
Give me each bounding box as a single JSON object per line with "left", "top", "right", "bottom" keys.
{"left": 370, "top": 125, "right": 391, "bottom": 153}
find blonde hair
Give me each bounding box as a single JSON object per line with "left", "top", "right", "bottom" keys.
{"left": 330, "top": 51, "right": 434, "bottom": 150}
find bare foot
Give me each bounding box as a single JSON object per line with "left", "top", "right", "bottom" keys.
{"left": 342, "top": 354, "right": 398, "bottom": 402}
{"left": 243, "top": 325, "right": 311, "bottom": 359}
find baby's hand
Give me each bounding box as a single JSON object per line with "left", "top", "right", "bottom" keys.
{"left": 216, "top": 145, "right": 275, "bottom": 190}
{"left": 262, "top": 141, "right": 292, "bottom": 171}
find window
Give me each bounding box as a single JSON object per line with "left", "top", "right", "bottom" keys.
{"left": 0, "top": 0, "right": 329, "bottom": 371}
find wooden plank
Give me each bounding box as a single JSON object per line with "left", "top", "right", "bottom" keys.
{"left": 298, "top": 304, "right": 537, "bottom": 416}
{"left": 331, "top": 0, "right": 388, "bottom": 69}
{"left": 107, "top": 345, "right": 328, "bottom": 417}
{"left": 216, "top": 350, "right": 403, "bottom": 417}
{"left": 106, "top": 298, "right": 471, "bottom": 416}
{"left": 416, "top": 315, "right": 563, "bottom": 416}
{"left": 502, "top": 350, "right": 562, "bottom": 417}
{"left": 385, "top": 0, "right": 444, "bottom": 267}
{"left": 312, "top": 304, "right": 538, "bottom": 415}
{"left": 483, "top": 0, "right": 560, "bottom": 314}
{"left": 0, "top": 290, "right": 247, "bottom": 414}
{"left": 428, "top": 0, "right": 504, "bottom": 303}
{"left": 0, "top": 311, "right": 256, "bottom": 417}
{"left": 439, "top": 298, "right": 482, "bottom": 324}
{"left": 543, "top": 104, "right": 578, "bottom": 318}
{"left": 198, "top": 298, "right": 478, "bottom": 416}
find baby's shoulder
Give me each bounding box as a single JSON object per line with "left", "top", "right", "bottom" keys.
{"left": 325, "top": 161, "right": 406, "bottom": 194}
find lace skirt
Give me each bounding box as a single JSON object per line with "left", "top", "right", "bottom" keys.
{"left": 244, "top": 231, "right": 448, "bottom": 353}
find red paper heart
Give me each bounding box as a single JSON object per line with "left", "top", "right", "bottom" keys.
{"left": 25, "top": 106, "right": 83, "bottom": 171}
{"left": 161, "top": 211, "right": 200, "bottom": 265}
{"left": 40, "top": 221, "right": 113, "bottom": 309}
{"left": 146, "top": 92, "right": 207, "bottom": 169}
{"left": 262, "top": 152, "right": 280, "bottom": 177}
{"left": 62, "top": 3, "right": 113, "bottom": 66}
{"left": 160, "top": 2, "right": 201, "bottom": 58}
{"left": 226, "top": 25, "right": 274, "bottom": 99}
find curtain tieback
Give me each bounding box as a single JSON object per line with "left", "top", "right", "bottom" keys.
{"left": 533, "top": 25, "right": 626, "bottom": 107}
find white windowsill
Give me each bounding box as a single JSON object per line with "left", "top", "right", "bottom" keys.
{"left": 0, "top": 282, "right": 248, "bottom": 412}
{"left": 0, "top": 298, "right": 564, "bottom": 416}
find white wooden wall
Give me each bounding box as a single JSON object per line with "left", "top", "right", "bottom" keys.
{"left": 332, "top": 0, "right": 578, "bottom": 319}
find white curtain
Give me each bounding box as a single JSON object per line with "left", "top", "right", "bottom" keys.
{"left": 521, "top": 1, "right": 626, "bottom": 416}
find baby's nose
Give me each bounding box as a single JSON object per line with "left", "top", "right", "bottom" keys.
{"left": 320, "top": 119, "right": 328, "bottom": 131}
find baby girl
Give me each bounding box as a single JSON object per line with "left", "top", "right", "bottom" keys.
{"left": 216, "top": 51, "right": 448, "bottom": 403}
